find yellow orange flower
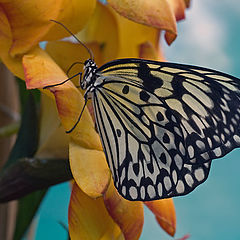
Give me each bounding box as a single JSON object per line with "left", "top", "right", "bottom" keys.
{"left": 69, "top": 182, "right": 124, "bottom": 240}
{"left": 106, "top": 0, "right": 189, "bottom": 44}
{"left": 0, "top": 1, "right": 192, "bottom": 239}
{"left": 0, "top": 0, "right": 96, "bottom": 79}
{"left": 103, "top": 180, "right": 144, "bottom": 240}
{"left": 145, "top": 199, "right": 176, "bottom": 236}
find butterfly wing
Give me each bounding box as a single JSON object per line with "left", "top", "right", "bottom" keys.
{"left": 92, "top": 58, "right": 240, "bottom": 201}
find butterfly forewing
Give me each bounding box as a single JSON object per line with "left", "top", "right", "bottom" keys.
{"left": 91, "top": 58, "right": 240, "bottom": 201}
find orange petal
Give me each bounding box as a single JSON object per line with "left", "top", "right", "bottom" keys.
{"left": 51, "top": 85, "right": 102, "bottom": 149}
{"left": 69, "top": 182, "right": 123, "bottom": 240}
{"left": 23, "top": 46, "right": 66, "bottom": 89}
{"left": 69, "top": 140, "right": 110, "bottom": 198}
{"left": 184, "top": 0, "right": 191, "bottom": 8}
{"left": 104, "top": 180, "right": 144, "bottom": 240}
{"left": 145, "top": 199, "right": 176, "bottom": 236}
{"left": 107, "top": 0, "right": 177, "bottom": 45}
{"left": 23, "top": 47, "right": 101, "bottom": 149}
{"left": 168, "top": 0, "right": 187, "bottom": 21}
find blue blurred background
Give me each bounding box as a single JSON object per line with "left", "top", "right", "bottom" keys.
{"left": 32, "top": 0, "right": 240, "bottom": 239}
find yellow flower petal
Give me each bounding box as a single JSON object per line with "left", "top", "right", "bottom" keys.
{"left": 0, "top": 1, "right": 96, "bottom": 79}
{"left": 0, "top": 6, "right": 24, "bottom": 78}
{"left": 145, "top": 199, "right": 176, "bottom": 236}
{"left": 100, "top": 229, "right": 124, "bottom": 240}
{"left": 104, "top": 180, "right": 144, "bottom": 240}
{"left": 78, "top": 3, "right": 159, "bottom": 62}
{"left": 78, "top": 2, "right": 159, "bottom": 60}
{"left": 139, "top": 41, "right": 165, "bottom": 61}
{"left": 35, "top": 94, "right": 69, "bottom": 159}
{"left": 69, "top": 182, "right": 122, "bottom": 240}
{"left": 0, "top": 0, "right": 95, "bottom": 57}
{"left": 115, "top": 12, "right": 160, "bottom": 58}
{"left": 78, "top": 2, "right": 119, "bottom": 63}
{"left": 43, "top": 0, "right": 96, "bottom": 41}
{"left": 1, "top": 0, "right": 63, "bottom": 56}
{"left": 46, "top": 41, "right": 102, "bottom": 78}
{"left": 69, "top": 141, "right": 110, "bottom": 198}
{"left": 107, "top": 0, "right": 177, "bottom": 45}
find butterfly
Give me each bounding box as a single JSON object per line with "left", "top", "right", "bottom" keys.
{"left": 48, "top": 20, "right": 240, "bottom": 201}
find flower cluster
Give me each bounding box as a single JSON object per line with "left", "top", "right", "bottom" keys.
{"left": 0, "top": 1, "right": 190, "bottom": 239}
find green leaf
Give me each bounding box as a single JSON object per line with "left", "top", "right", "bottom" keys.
{"left": 3, "top": 90, "right": 39, "bottom": 170}
{"left": 17, "top": 78, "right": 40, "bottom": 114}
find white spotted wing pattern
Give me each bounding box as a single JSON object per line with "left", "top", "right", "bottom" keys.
{"left": 83, "top": 58, "right": 240, "bottom": 201}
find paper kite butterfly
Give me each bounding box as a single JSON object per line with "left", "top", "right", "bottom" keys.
{"left": 47, "top": 20, "right": 240, "bottom": 201}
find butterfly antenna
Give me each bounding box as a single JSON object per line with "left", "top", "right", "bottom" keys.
{"left": 66, "top": 61, "right": 84, "bottom": 77}
{"left": 50, "top": 19, "right": 94, "bottom": 60}
{"left": 65, "top": 100, "right": 88, "bottom": 133}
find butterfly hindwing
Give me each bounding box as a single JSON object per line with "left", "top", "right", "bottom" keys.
{"left": 92, "top": 58, "right": 240, "bottom": 201}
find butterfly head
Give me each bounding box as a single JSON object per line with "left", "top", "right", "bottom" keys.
{"left": 81, "top": 59, "right": 98, "bottom": 90}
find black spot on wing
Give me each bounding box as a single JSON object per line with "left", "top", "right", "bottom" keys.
{"left": 138, "top": 62, "right": 163, "bottom": 92}
{"left": 163, "top": 133, "right": 170, "bottom": 143}
{"left": 140, "top": 90, "right": 150, "bottom": 102}
{"left": 171, "top": 75, "right": 185, "bottom": 98}
{"left": 133, "top": 163, "right": 140, "bottom": 175}
{"left": 156, "top": 111, "right": 164, "bottom": 121}
{"left": 160, "top": 152, "right": 167, "bottom": 164}
{"left": 122, "top": 85, "right": 129, "bottom": 94}
{"left": 147, "top": 162, "right": 154, "bottom": 174}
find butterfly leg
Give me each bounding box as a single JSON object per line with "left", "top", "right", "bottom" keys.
{"left": 66, "top": 99, "right": 88, "bottom": 133}
{"left": 43, "top": 72, "right": 82, "bottom": 89}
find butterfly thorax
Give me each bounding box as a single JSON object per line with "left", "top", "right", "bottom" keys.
{"left": 81, "top": 59, "right": 98, "bottom": 90}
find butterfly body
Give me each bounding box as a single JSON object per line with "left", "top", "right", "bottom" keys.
{"left": 80, "top": 58, "right": 240, "bottom": 201}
